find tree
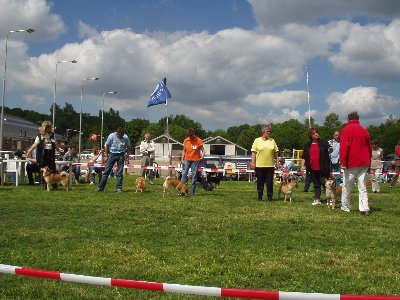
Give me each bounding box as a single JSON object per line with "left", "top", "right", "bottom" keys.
{"left": 237, "top": 126, "right": 259, "bottom": 152}
{"left": 125, "top": 118, "right": 150, "bottom": 146}
{"left": 321, "top": 113, "right": 343, "bottom": 140}
{"left": 273, "top": 119, "right": 308, "bottom": 151}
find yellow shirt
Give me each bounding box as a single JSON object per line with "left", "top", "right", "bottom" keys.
{"left": 251, "top": 137, "right": 279, "bottom": 167}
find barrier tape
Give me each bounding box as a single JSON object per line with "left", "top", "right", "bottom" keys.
{"left": 0, "top": 264, "right": 398, "bottom": 299}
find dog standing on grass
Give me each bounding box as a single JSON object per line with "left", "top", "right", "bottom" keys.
{"left": 325, "top": 178, "right": 342, "bottom": 209}
{"left": 163, "top": 176, "right": 189, "bottom": 197}
{"left": 135, "top": 176, "right": 147, "bottom": 193}
{"left": 41, "top": 166, "right": 69, "bottom": 191}
{"left": 278, "top": 180, "right": 298, "bottom": 202}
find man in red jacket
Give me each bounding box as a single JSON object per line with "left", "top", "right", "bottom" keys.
{"left": 340, "top": 112, "right": 371, "bottom": 216}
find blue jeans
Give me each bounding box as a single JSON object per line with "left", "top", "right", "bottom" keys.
{"left": 181, "top": 160, "right": 200, "bottom": 195}
{"left": 331, "top": 163, "right": 342, "bottom": 185}
{"left": 98, "top": 152, "right": 125, "bottom": 191}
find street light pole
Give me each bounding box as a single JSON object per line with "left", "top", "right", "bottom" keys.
{"left": 0, "top": 28, "right": 34, "bottom": 151}
{"left": 52, "top": 59, "right": 78, "bottom": 130}
{"left": 101, "top": 91, "right": 117, "bottom": 151}
{"left": 79, "top": 77, "right": 99, "bottom": 158}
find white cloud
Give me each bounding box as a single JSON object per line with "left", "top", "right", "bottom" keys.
{"left": 244, "top": 90, "right": 307, "bottom": 108}
{"left": 329, "top": 20, "right": 400, "bottom": 80}
{"left": 326, "top": 86, "right": 398, "bottom": 123}
{"left": 0, "top": 0, "right": 66, "bottom": 39}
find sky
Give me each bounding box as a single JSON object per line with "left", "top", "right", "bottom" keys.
{"left": 1, "top": 0, "right": 400, "bottom": 131}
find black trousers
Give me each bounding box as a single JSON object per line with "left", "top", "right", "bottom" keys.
{"left": 255, "top": 167, "right": 275, "bottom": 200}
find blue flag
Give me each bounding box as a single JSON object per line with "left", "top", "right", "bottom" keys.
{"left": 147, "top": 77, "right": 172, "bottom": 107}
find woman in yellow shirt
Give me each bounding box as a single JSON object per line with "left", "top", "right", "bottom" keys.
{"left": 250, "top": 125, "right": 279, "bottom": 201}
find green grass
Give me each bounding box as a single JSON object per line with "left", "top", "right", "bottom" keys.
{"left": 0, "top": 176, "right": 399, "bottom": 299}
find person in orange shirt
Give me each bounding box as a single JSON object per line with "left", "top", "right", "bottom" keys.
{"left": 181, "top": 128, "right": 205, "bottom": 196}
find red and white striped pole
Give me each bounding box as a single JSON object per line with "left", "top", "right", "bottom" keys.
{"left": 1, "top": 264, "right": 399, "bottom": 300}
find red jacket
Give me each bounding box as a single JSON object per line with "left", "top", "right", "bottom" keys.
{"left": 340, "top": 120, "right": 371, "bottom": 168}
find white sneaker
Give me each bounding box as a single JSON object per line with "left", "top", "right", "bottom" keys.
{"left": 90, "top": 182, "right": 94, "bottom": 185}
{"left": 312, "top": 200, "right": 321, "bottom": 205}
{"left": 149, "top": 180, "right": 154, "bottom": 185}
{"left": 341, "top": 207, "right": 350, "bottom": 212}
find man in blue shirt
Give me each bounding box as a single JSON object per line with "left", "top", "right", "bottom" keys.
{"left": 97, "top": 127, "right": 131, "bottom": 192}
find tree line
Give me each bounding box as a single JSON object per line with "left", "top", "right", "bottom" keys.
{"left": 5, "top": 104, "right": 400, "bottom": 158}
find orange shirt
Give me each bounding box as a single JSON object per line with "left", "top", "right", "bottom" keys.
{"left": 183, "top": 136, "right": 203, "bottom": 161}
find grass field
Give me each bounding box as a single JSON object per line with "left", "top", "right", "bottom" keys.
{"left": 0, "top": 175, "right": 399, "bottom": 299}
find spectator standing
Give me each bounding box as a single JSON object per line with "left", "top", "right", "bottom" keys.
{"left": 301, "top": 127, "right": 331, "bottom": 205}
{"left": 140, "top": 132, "right": 156, "bottom": 184}
{"left": 389, "top": 140, "right": 400, "bottom": 188}
{"left": 328, "top": 131, "right": 341, "bottom": 185}
{"left": 340, "top": 112, "right": 371, "bottom": 216}
{"left": 181, "top": 128, "right": 205, "bottom": 196}
{"left": 25, "top": 121, "right": 64, "bottom": 189}
{"left": 88, "top": 146, "right": 104, "bottom": 185}
{"left": 250, "top": 125, "right": 279, "bottom": 201}
{"left": 370, "top": 140, "right": 383, "bottom": 193}
{"left": 97, "top": 127, "right": 131, "bottom": 192}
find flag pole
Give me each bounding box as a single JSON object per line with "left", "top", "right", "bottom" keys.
{"left": 165, "top": 99, "right": 171, "bottom": 164}
{"left": 306, "top": 66, "right": 311, "bottom": 129}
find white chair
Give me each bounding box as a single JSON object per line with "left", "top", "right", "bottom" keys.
{"left": 3, "top": 154, "right": 22, "bottom": 186}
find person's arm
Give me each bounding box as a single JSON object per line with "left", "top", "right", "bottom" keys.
{"left": 25, "top": 143, "right": 37, "bottom": 160}
{"left": 250, "top": 152, "right": 256, "bottom": 169}
{"left": 200, "top": 145, "right": 205, "bottom": 160}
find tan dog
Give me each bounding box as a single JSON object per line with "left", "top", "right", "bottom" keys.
{"left": 325, "top": 178, "right": 342, "bottom": 209}
{"left": 135, "top": 176, "right": 147, "bottom": 193}
{"left": 163, "top": 176, "right": 189, "bottom": 197}
{"left": 41, "top": 166, "right": 69, "bottom": 191}
{"left": 278, "top": 180, "right": 298, "bottom": 202}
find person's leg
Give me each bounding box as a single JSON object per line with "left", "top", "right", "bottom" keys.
{"left": 148, "top": 157, "right": 155, "bottom": 182}
{"left": 97, "top": 154, "right": 117, "bottom": 191}
{"left": 341, "top": 168, "right": 356, "bottom": 212}
{"left": 115, "top": 153, "right": 125, "bottom": 191}
{"left": 332, "top": 163, "right": 342, "bottom": 185}
{"left": 371, "top": 168, "right": 379, "bottom": 192}
{"left": 265, "top": 167, "right": 275, "bottom": 201}
{"left": 181, "top": 160, "right": 191, "bottom": 185}
{"left": 311, "top": 171, "right": 321, "bottom": 204}
{"left": 256, "top": 168, "right": 267, "bottom": 201}
{"left": 389, "top": 165, "right": 400, "bottom": 187}
{"left": 356, "top": 167, "right": 369, "bottom": 212}
{"left": 89, "top": 166, "right": 95, "bottom": 183}
{"left": 304, "top": 173, "right": 311, "bottom": 191}
{"left": 141, "top": 156, "right": 148, "bottom": 177}
{"left": 190, "top": 161, "right": 200, "bottom": 195}
{"left": 26, "top": 164, "right": 35, "bottom": 184}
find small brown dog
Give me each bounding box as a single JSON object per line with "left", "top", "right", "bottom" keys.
{"left": 135, "top": 176, "right": 147, "bottom": 193}
{"left": 325, "top": 178, "right": 342, "bottom": 209}
{"left": 41, "top": 166, "right": 69, "bottom": 191}
{"left": 278, "top": 180, "right": 298, "bottom": 202}
{"left": 163, "top": 176, "right": 189, "bottom": 197}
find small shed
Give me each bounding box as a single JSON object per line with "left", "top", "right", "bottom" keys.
{"left": 203, "top": 136, "right": 247, "bottom": 156}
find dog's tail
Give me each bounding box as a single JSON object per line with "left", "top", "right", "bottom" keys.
{"left": 60, "top": 171, "right": 69, "bottom": 177}
{"left": 165, "top": 175, "right": 171, "bottom": 181}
